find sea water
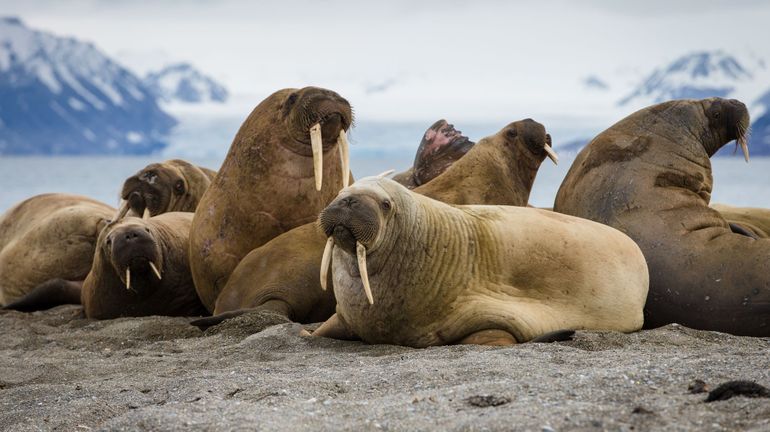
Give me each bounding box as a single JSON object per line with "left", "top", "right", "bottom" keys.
{"left": 1, "top": 152, "right": 768, "bottom": 213}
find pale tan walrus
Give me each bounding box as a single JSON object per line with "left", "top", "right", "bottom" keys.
{"left": 712, "top": 203, "right": 770, "bottom": 239}
{"left": 310, "top": 176, "right": 648, "bottom": 347}
{"left": 190, "top": 119, "right": 558, "bottom": 328}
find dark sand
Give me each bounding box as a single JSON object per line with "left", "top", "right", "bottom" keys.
{"left": 1, "top": 306, "right": 768, "bottom": 431}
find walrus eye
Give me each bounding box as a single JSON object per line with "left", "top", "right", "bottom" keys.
{"left": 106, "top": 237, "right": 112, "bottom": 246}
{"left": 713, "top": 111, "right": 720, "bottom": 119}
{"left": 506, "top": 128, "right": 518, "bottom": 139}
{"left": 285, "top": 93, "right": 298, "bottom": 108}
{"left": 174, "top": 180, "right": 185, "bottom": 195}
{"left": 381, "top": 200, "right": 392, "bottom": 211}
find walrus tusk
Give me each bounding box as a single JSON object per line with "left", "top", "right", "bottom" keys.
{"left": 113, "top": 200, "right": 130, "bottom": 223}
{"left": 739, "top": 136, "right": 750, "bottom": 163}
{"left": 310, "top": 123, "right": 323, "bottom": 191}
{"left": 376, "top": 169, "right": 395, "bottom": 179}
{"left": 149, "top": 262, "right": 162, "bottom": 280}
{"left": 356, "top": 241, "right": 374, "bottom": 305}
{"left": 142, "top": 208, "right": 151, "bottom": 220}
{"left": 544, "top": 143, "right": 559, "bottom": 165}
{"left": 125, "top": 268, "right": 131, "bottom": 290}
{"left": 320, "top": 237, "right": 334, "bottom": 291}
{"left": 338, "top": 130, "right": 350, "bottom": 189}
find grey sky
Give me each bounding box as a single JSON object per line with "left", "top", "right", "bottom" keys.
{"left": 2, "top": 0, "right": 770, "bottom": 123}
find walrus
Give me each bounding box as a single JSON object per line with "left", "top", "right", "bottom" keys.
{"left": 712, "top": 203, "right": 770, "bottom": 239}
{"left": 191, "top": 119, "right": 559, "bottom": 328}
{"left": 6, "top": 213, "right": 207, "bottom": 318}
{"left": 1, "top": 159, "right": 214, "bottom": 311}
{"left": 116, "top": 159, "right": 217, "bottom": 219}
{"left": 189, "top": 87, "right": 353, "bottom": 312}
{"left": 391, "top": 119, "right": 475, "bottom": 188}
{"left": 0, "top": 194, "right": 113, "bottom": 306}
{"left": 308, "top": 177, "right": 648, "bottom": 347}
{"left": 553, "top": 97, "right": 769, "bottom": 336}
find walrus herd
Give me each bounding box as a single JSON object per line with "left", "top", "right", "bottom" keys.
{"left": 1, "top": 89, "right": 768, "bottom": 344}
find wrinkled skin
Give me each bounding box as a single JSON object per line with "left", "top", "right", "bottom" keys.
{"left": 311, "top": 178, "right": 648, "bottom": 347}
{"left": 712, "top": 203, "right": 770, "bottom": 239}
{"left": 392, "top": 120, "right": 474, "bottom": 188}
{"left": 191, "top": 119, "right": 556, "bottom": 329}
{"left": 0, "top": 194, "right": 113, "bottom": 306}
{"left": 554, "top": 98, "right": 768, "bottom": 336}
{"left": 189, "top": 87, "right": 353, "bottom": 312}
{"left": 119, "top": 159, "right": 217, "bottom": 218}
{"left": 81, "top": 213, "right": 207, "bottom": 319}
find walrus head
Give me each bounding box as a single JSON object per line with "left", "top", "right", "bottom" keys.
{"left": 280, "top": 87, "right": 354, "bottom": 191}
{"left": 99, "top": 217, "right": 164, "bottom": 295}
{"left": 499, "top": 118, "right": 558, "bottom": 165}
{"left": 698, "top": 98, "right": 751, "bottom": 161}
{"left": 317, "top": 176, "right": 408, "bottom": 304}
{"left": 115, "top": 160, "right": 214, "bottom": 221}
{"left": 412, "top": 120, "right": 475, "bottom": 186}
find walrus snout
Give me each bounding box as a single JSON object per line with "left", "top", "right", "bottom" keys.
{"left": 318, "top": 195, "right": 381, "bottom": 252}
{"left": 108, "top": 223, "right": 163, "bottom": 291}
{"left": 504, "top": 119, "right": 559, "bottom": 165}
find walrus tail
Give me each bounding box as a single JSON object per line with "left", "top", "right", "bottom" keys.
{"left": 530, "top": 330, "right": 576, "bottom": 343}
{"left": 2, "top": 279, "right": 82, "bottom": 312}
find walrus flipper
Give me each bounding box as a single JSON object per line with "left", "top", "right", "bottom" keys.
{"left": 2, "top": 279, "right": 82, "bottom": 312}
{"left": 530, "top": 329, "right": 576, "bottom": 343}
{"left": 728, "top": 222, "right": 760, "bottom": 240}
{"left": 190, "top": 309, "right": 251, "bottom": 330}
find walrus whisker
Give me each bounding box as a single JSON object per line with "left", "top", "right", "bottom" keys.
{"left": 356, "top": 241, "right": 374, "bottom": 305}
{"left": 149, "top": 262, "right": 162, "bottom": 280}
{"left": 125, "top": 267, "right": 131, "bottom": 291}
{"left": 320, "top": 236, "right": 335, "bottom": 291}
{"left": 338, "top": 130, "right": 350, "bottom": 189}
{"left": 310, "top": 123, "right": 323, "bottom": 191}
{"left": 544, "top": 143, "right": 559, "bottom": 165}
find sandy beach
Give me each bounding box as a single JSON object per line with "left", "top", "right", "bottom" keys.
{"left": 1, "top": 306, "right": 768, "bottom": 431}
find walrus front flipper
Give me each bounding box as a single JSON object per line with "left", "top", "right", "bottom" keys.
{"left": 530, "top": 329, "right": 575, "bottom": 343}
{"left": 728, "top": 222, "right": 760, "bottom": 240}
{"left": 308, "top": 313, "right": 360, "bottom": 341}
{"left": 2, "top": 279, "right": 82, "bottom": 312}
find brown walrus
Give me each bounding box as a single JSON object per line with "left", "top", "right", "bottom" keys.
{"left": 0, "top": 194, "right": 113, "bottom": 306}
{"left": 712, "top": 203, "right": 770, "bottom": 239}
{"left": 116, "top": 159, "right": 217, "bottom": 219}
{"left": 554, "top": 97, "right": 769, "bottom": 337}
{"left": 391, "top": 120, "right": 475, "bottom": 188}
{"left": 309, "top": 177, "right": 648, "bottom": 347}
{"left": 2, "top": 159, "right": 215, "bottom": 311}
{"left": 6, "top": 213, "right": 207, "bottom": 318}
{"left": 189, "top": 87, "right": 353, "bottom": 311}
{"left": 191, "top": 119, "right": 557, "bottom": 328}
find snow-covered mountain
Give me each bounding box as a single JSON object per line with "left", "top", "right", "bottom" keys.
{"left": 144, "top": 63, "right": 228, "bottom": 104}
{"left": 0, "top": 17, "right": 175, "bottom": 155}
{"left": 618, "top": 51, "right": 755, "bottom": 107}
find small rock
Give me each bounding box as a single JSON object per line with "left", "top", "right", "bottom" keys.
{"left": 688, "top": 379, "right": 708, "bottom": 394}
{"left": 705, "top": 380, "right": 770, "bottom": 402}
{"left": 632, "top": 406, "right": 654, "bottom": 415}
{"left": 465, "top": 395, "right": 510, "bottom": 408}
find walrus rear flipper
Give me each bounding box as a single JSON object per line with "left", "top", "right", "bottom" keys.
{"left": 2, "top": 279, "right": 82, "bottom": 312}
{"left": 728, "top": 222, "right": 760, "bottom": 240}
{"left": 530, "top": 329, "right": 575, "bottom": 343}
{"left": 190, "top": 309, "right": 250, "bottom": 330}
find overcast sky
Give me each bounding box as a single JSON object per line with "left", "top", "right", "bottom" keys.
{"left": 3, "top": 0, "right": 770, "bottom": 124}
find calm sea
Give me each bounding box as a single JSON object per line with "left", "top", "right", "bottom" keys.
{"left": 1, "top": 152, "right": 768, "bottom": 213}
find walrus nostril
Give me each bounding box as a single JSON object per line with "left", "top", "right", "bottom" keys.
{"left": 340, "top": 197, "right": 357, "bottom": 208}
